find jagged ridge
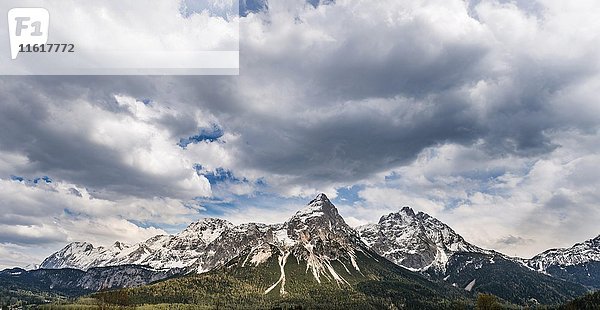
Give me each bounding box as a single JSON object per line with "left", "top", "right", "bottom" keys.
{"left": 38, "top": 194, "right": 596, "bottom": 303}
{"left": 357, "top": 206, "right": 489, "bottom": 271}
{"left": 529, "top": 235, "right": 600, "bottom": 271}
{"left": 41, "top": 218, "right": 234, "bottom": 271}
{"left": 528, "top": 235, "right": 600, "bottom": 288}
{"left": 41, "top": 194, "right": 371, "bottom": 293}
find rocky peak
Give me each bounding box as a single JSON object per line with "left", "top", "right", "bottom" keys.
{"left": 112, "top": 241, "right": 127, "bottom": 251}
{"left": 529, "top": 234, "right": 600, "bottom": 271}
{"left": 379, "top": 206, "right": 418, "bottom": 226}
{"left": 282, "top": 193, "right": 363, "bottom": 250}
{"left": 182, "top": 218, "right": 233, "bottom": 233}
{"left": 585, "top": 234, "right": 600, "bottom": 247}
{"left": 176, "top": 218, "right": 234, "bottom": 245}
{"left": 287, "top": 193, "right": 354, "bottom": 237}
{"left": 400, "top": 206, "right": 416, "bottom": 216}
{"left": 294, "top": 193, "right": 338, "bottom": 219}
{"left": 40, "top": 242, "right": 112, "bottom": 270}
{"left": 63, "top": 242, "right": 94, "bottom": 254}
{"left": 357, "top": 208, "right": 486, "bottom": 271}
{"left": 312, "top": 193, "right": 331, "bottom": 204}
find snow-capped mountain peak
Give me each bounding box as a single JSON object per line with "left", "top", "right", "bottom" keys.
{"left": 286, "top": 193, "right": 359, "bottom": 244}
{"left": 292, "top": 193, "right": 338, "bottom": 222}
{"left": 111, "top": 241, "right": 129, "bottom": 251}
{"left": 41, "top": 194, "right": 371, "bottom": 295}
{"left": 63, "top": 242, "right": 94, "bottom": 254}
{"left": 261, "top": 194, "right": 368, "bottom": 292}
{"left": 529, "top": 234, "right": 600, "bottom": 271}
{"left": 178, "top": 218, "right": 234, "bottom": 245}
{"left": 41, "top": 241, "right": 121, "bottom": 270}
{"left": 378, "top": 206, "right": 417, "bottom": 225}
{"left": 525, "top": 235, "right": 600, "bottom": 288}
{"left": 44, "top": 198, "right": 440, "bottom": 278}
{"left": 357, "top": 207, "right": 487, "bottom": 271}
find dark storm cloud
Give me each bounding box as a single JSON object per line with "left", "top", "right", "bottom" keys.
{"left": 1, "top": 0, "right": 599, "bottom": 198}
{"left": 235, "top": 92, "right": 481, "bottom": 186}
{"left": 0, "top": 94, "right": 161, "bottom": 198}
{"left": 0, "top": 229, "right": 65, "bottom": 245}
{"left": 0, "top": 76, "right": 219, "bottom": 199}
{"left": 250, "top": 23, "right": 489, "bottom": 102}
{"left": 219, "top": 0, "right": 599, "bottom": 188}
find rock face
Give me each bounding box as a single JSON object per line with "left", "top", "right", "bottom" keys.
{"left": 269, "top": 193, "right": 368, "bottom": 289}
{"left": 528, "top": 235, "right": 600, "bottom": 288}
{"left": 357, "top": 207, "right": 487, "bottom": 271}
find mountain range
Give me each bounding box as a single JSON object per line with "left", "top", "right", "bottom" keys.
{"left": 355, "top": 205, "right": 597, "bottom": 304}
{"left": 1, "top": 194, "right": 598, "bottom": 308}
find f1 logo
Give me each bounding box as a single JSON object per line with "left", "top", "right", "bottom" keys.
{"left": 7, "top": 8, "right": 49, "bottom": 59}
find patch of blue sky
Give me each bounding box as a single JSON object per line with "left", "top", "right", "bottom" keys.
{"left": 239, "top": 0, "right": 267, "bottom": 17}
{"left": 193, "top": 163, "right": 204, "bottom": 173}
{"left": 195, "top": 166, "right": 265, "bottom": 190}
{"left": 459, "top": 167, "right": 507, "bottom": 181}
{"left": 63, "top": 208, "right": 79, "bottom": 217}
{"left": 33, "top": 176, "right": 53, "bottom": 184}
{"left": 307, "top": 0, "right": 335, "bottom": 8}
{"left": 136, "top": 98, "right": 152, "bottom": 105}
{"left": 461, "top": 161, "right": 535, "bottom": 198}
{"left": 193, "top": 191, "right": 306, "bottom": 222}
{"left": 203, "top": 167, "right": 239, "bottom": 185}
{"left": 10, "top": 175, "right": 52, "bottom": 184}
{"left": 466, "top": 179, "right": 512, "bottom": 199}
{"left": 10, "top": 175, "right": 24, "bottom": 182}
{"left": 384, "top": 171, "right": 402, "bottom": 182}
{"left": 191, "top": 196, "right": 238, "bottom": 218}
{"left": 333, "top": 185, "right": 365, "bottom": 205}
{"left": 82, "top": 190, "right": 315, "bottom": 240}
{"left": 442, "top": 197, "right": 470, "bottom": 210}
{"left": 179, "top": 0, "right": 239, "bottom": 19}
{"left": 181, "top": 0, "right": 336, "bottom": 19}
{"left": 254, "top": 177, "right": 267, "bottom": 187}
{"left": 178, "top": 125, "right": 224, "bottom": 148}
{"left": 127, "top": 219, "right": 187, "bottom": 235}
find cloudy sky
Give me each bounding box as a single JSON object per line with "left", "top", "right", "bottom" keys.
{"left": 1, "top": 0, "right": 600, "bottom": 268}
